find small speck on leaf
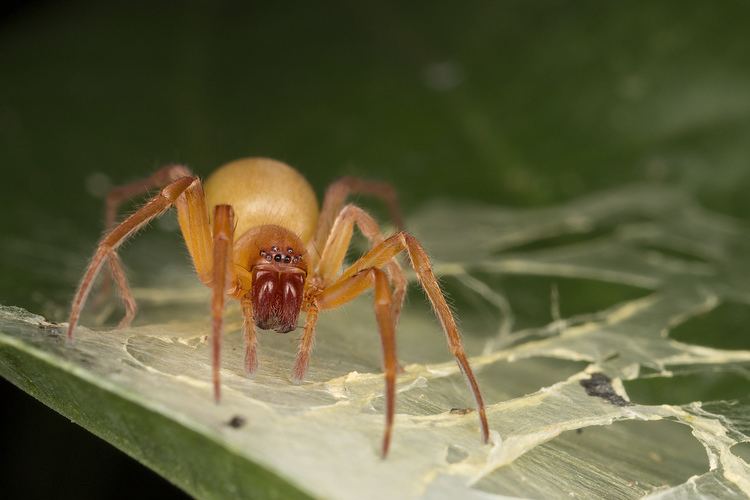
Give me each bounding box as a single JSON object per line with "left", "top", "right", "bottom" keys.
{"left": 227, "top": 415, "right": 246, "bottom": 429}
{"left": 580, "top": 373, "right": 632, "bottom": 407}
{"left": 449, "top": 408, "right": 473, "bottom": 415}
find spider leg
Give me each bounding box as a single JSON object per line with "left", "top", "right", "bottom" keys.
{"left": 372, "top": 270, "right": 396, "bottom": 458}
{"left": 67, "top": 176, "right": 196, "bottom": 339}
{"left": 316, "top": 204, "right": 406, "bottom": 321}
{"left": 105, "top": 164, "right": 194, "bottom": 229}
{"left": 96, "top": 164, "right": 194, "bottom": 303}
{"left": 292, "top": 303, "right": 319, "bottom": 383}
{"left": 175, "top": 178, "right": 213, "bottom": 284}
{"left": 293, "top": 204, "right": 406, "bottom": 381}
{"left": 67, "top": 176, "right": 214, "bottom": 339}
{"left": 334, "top": 231, "right": 490, "bottom": 445}
{"left": 107, "top": 252, "right": 136, "bottom": 329}
{"left": 312, "top": 268, "right": 396, "bottom": 458}
{"left": 241, "top": 297, "right": 258, "bottom": 374}
{"left": 314, "top": 176, "right": 404, "bottom": 257}
{"left": 210, "top": 205, "right": 235, "bottom": 402}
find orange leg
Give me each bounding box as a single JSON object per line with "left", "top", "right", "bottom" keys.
{"left": 105, "top": 164, "right": 193, "bottom": 229}
{"left": 333, "top": 231, "right": 490, "bottom": 445}
{"left": 97, "top": 165, "right": 195, "bottom": 302}
{"left": 372, "top": 270, "right": 397, "bottom": 458}
{"left": 292, "top": 304, "right": 319, "bottom": 383}
{"left": 67, "top": 177, "right": 195, "bottom": 339}
{"left": 67, "top": 176, "right": 214, "bottom": 339}
{"left": 175, "top": 177, "right": 213, "bottom": 285}
{"left": 210, "top": 205, "right": 235, "bottom": 402}
{"left": 241, "top": 298, "right": 258, "bottom": 374}
{"left": 314, "top": 176, "right": 405, "bottom": 255}
{"left": 106, "top": 252, "right": 136, "bottom": 329}
{"left": 313, "top": 268, "right": 396, "bottom": 457}
{"left": 316, "top": 204, "right": 406, "bottom": 320}
{"left": 293, "top": 204, "right": 406, "bottom": 382}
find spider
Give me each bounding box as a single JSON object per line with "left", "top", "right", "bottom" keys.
{"left": 66, "top": 157, "right": 489, "bottom": 457}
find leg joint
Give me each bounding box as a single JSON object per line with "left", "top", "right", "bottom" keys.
{"left": 161, "top": 176, "right": 196, "bottom": 202}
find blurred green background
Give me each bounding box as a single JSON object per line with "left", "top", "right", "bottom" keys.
{"left": 2, "top": 1, "right": 749, "bottom": 498}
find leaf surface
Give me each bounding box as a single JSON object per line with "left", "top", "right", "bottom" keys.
{"left": 2, "top": 187, "right": 749, "bottom": 498}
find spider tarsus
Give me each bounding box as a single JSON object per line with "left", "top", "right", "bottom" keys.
{"left": 479, "top": 408, "right": 490, "bottom": 444}
{"left": 381, "top": 429, "right": 393, "bottom": 459}
{"left": 244, "top": 349, "right": 258, "bottom": 375}
{"left": 290, "top": 357, "right": 308, "bottom": 384}
{"left": 290, "top": 370, "right": 306, "bottom": 385}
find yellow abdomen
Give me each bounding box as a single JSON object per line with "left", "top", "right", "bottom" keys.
{"left": 204, "top": 158, "right": 319, "bottom": 243}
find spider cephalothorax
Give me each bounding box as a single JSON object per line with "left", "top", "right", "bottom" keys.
{"left": 67, "top": 157, "right": 489, "bottom": 457}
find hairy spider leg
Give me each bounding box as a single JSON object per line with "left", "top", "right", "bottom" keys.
{"left": 67, "top": 176, "right": 215, "bottom": 333}
{"left": 106, "top": 252, "right": 136, "bottom": 328}
{"left": 105, "top": 164, "right": 194, "bottom": 230}
{"left": 68, "top": 176, "right": 197, "bottom": 340}
{"left": 174, "top": 177, "right": 213, "bottom": 285}
{"left": 292, "top": 303, "right": 319, "bottom": 383}
{"left": 313, "top": 176, "right": 405, "bottom": 260}
{"left": 292, "top": 204, "right": 406, "bottom": 382}
{"left": 69, "top": 175, "right": 236, "bottom": 402}
{"left": 106, "top": 164, "right": 214, "bottom": 285}
{"left": 96, "top": 164, "right": 195, "bottom": 302}
{"left": 320, "top": 204, "right": 407, "bottom": 320}
{"left": 241, "top": 298, "right": 257, "bottom": 374}
{"left": 313, "top": 267, "right": 396, "bottom": 458}
{"left": 335, "top": 231, "right": 490, "bottom": 445}
{"left": 211, "top": 205, "right": 235, "bottom": 402}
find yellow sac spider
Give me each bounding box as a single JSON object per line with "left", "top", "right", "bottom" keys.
{"left": 67, "top": 157, "right": 489, "bottom": 457}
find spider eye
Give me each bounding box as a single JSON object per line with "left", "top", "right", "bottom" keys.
{"left": 274, "top": 254, "right": 282, "bottom": 262}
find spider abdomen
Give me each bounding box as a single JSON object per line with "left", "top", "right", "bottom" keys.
{"left": 204, "top": 157, "right": 319, "bottom": 243}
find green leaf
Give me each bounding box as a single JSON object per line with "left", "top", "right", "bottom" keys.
{"left": 2, "top": 187, "right": 750, "bottom": 498}
{"left": 3, "top": 2, "right": 750, "bottom": 498}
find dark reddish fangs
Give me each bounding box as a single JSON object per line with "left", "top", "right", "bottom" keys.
{"left": 251, "top": 267, "right": 305, "bottom": 333}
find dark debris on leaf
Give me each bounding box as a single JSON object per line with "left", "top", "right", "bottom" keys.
{"left": 580, "top": 373, "right": 633, "bottom": 407}
{"left": 227, "top": 415, "right": 246, "bottom": 429}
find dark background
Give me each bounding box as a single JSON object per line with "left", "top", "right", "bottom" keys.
{"left": 2, "top": 1, "right": 750, "bottom": 498}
